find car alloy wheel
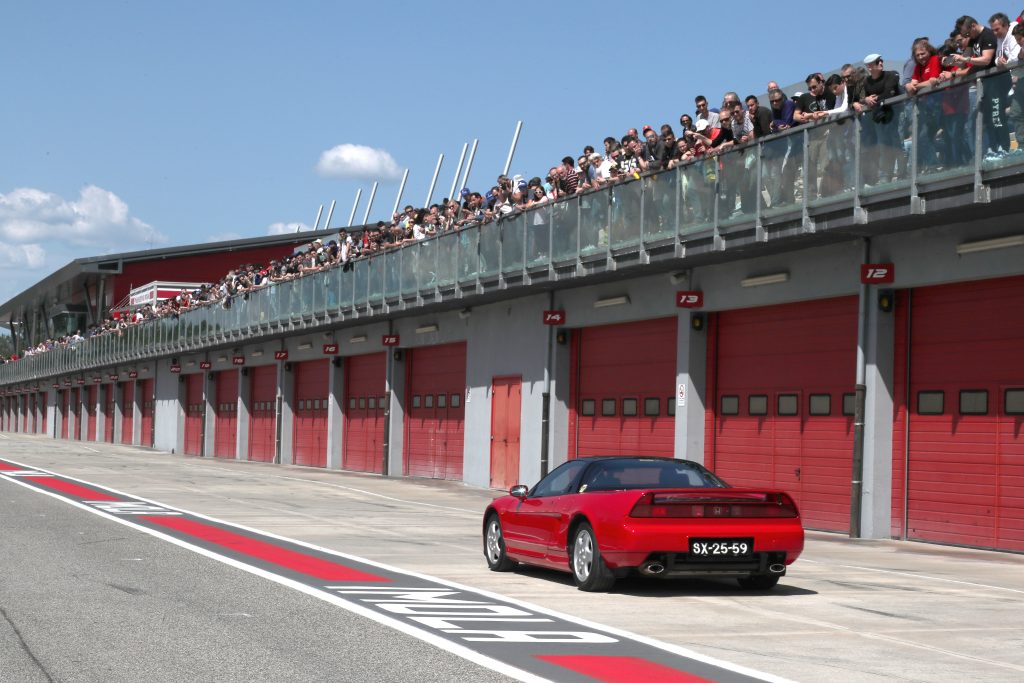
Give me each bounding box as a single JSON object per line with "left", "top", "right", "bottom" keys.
{"left": 484, "top": 514, "right": 515, "bottom": 571}
{"left": 573, "top": 529, "right": 594, "bottom": 581}
{"left": 570, "top": 522, "right": 616, "bottom": 592}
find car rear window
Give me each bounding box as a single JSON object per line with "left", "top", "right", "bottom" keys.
{"left": 581, "top": 460, "right": 727, "bottom": 491}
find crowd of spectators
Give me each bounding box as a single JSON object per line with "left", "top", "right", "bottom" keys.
{"left": 6, "top": 10, "right": 1024, "bottom": 364}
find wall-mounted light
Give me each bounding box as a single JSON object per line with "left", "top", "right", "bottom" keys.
{"left": 415, "top": 324, "right": 439, "bottom": 334}
{"left": 217, "top": 355, "right": 227, "bottom": 362}
{"left": 251, "top": 350, "right": 264, "bottom": 357}
{"left": 955, "top": 234, "right": 1024, "bottom": 255}
{"left": 458, "top": 308, "right": 472, "bottom": 319}
{"left": 297, "top": 341, "right": 313, "bottom": 350}
{"left": 878, "top": 289, "right": 895, "bottom": 313}
{"left": 349, "top": 335, "right": 367, "bottom": 343}
{"left": 691, "top": 313, "right": 706, "bottom": 331}
{"left": 669, "top": 271, "right": 689, "bottom": 285}
{"left": 556, "top": 330, "right": 568, "bottom": 345}
{"left": 332, "top": 357, "right": 342, "bottom": 368}
{"left": 593, "top": 295, "right": 630, "bottom": 309}
{"left": 740, "top": 272, "right": 789, "bottom": 288}
{"left": 393, "top": 350, "right": 403, "bottom": 361}
{"left": 186, "top": 360, "right": 196, "bottom": 367}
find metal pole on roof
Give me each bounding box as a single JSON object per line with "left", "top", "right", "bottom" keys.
{"left": 424, "top": 153, "right": 444, "bottom": 207}
{"left": 310, "top": 204, "right": 324, "bottom": 232}
{"left": 391, "top": 168, "right": 410, "bottom": 218}
{"left": 347, "top": 188, "right": 363, "bottom": 227}
{"left": 362, "top": 181, "right": 379, "bottom": 225}
{"left": 459, "top": 139, "right": 479, "bottom": 195}
{"left": 502, "top": 121, "right": 523, "bottom": 177}
{"left": 323, "top": 200, "right": 336, "bottom": 230}
{"left": 448, "top": 143, "right": 468, "bottom": 202}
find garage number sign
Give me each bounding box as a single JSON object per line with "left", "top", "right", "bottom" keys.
{"left": 676, "top": 291, "right": 704, "bottom": 308}
{"left": 543, "top": 310, "right": 566, "bottom": 325}
{"left": 861, "top": 263, "right": 894, "bottom": 284}
{"left": 382, "top": 335, "right": 400, "bottom": 346}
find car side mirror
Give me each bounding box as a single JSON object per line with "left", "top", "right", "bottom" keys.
{"left": 509, "top": 484, "right": 529, "bottom": 499}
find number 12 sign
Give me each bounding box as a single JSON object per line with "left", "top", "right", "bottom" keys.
{"left": 861, "top": 263, "right": 894, "bottom": 284}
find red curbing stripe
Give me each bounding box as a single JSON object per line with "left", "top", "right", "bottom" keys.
{"left": 0, "top": 461, "right": 22, "bottom": 471}
{"left": 25, "top": 477, "right": 121, "bottom": 501}
{"left": 141, "top": 515, "right": 390, "bottom": 583}
{"left": 536, "top": 655, "right": 718, "bottom": 683}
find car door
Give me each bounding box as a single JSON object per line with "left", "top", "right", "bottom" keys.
{"left": 503, "top": 461, "right": 588, "bottom": 563}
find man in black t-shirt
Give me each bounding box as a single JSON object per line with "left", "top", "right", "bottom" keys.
{"left": 794, "top": 74, "right": 835, "bottom": 198}
{"left": 860, "top": 54, "right": 902, "bottom": 183}
{"left": 954, "top": 15, "right": 1011, "bottom": 156}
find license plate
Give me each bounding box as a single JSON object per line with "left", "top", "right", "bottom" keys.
{"left": 689, "top": 538, "right": 753, "bottom": 558}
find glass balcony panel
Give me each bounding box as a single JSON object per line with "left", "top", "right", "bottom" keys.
{"left": 609, "top": 180, "right": 642, "bottom": 251}
{"left": 759, "top": 133, "right": 803, "bottom": 217}
{"left": 978, "top": 67, "right": 1022, "bottom": 170}
{"left": 457, "top": 226, "right": 479, "bottom": 284}
{"left": 312, "top": 272, "right": 326, "bottom": 316}
{"left": 302, "top": 274, "right": 317, "bottom": 316}
{"left": 436, "top": 230, "right": 457, "bottom": 289}
{"left": 525, "top": 204, "right": 551, "bottom": 269}
{"left": 418, "top": 237, "right": 437, "bottom": 293}
{"left": 806, "top": 118, "right": 855, "bottom": 206}
{"left": 478, "top": 221, "right": 500, "bottom": 279}
{"left": 384, "top": 250, "right": 401, "bottom": 299}
{"left": 579, "top": 188, "right": 609, "bottom": 257}
{"left": 401, "top": 243, "right": 419, "bottom": 295}
{"left": 501, "top": 214, "right": 525, "bottom": 273}
{"left": 642, "top": 168, "right": 677, "bottom": 245}
{"left": 366, "top": 255, "right": 383, "bottom": 306}
{"left": 551, "top": 197, "right": 578, "bottom": 263}
{"left": 353, "top": 259, "right": 369, "bottom": 306}
{"left": 858, "top": 98, "right": 911, "bottom": 192}
{"left": 715, "top": 146, "right": 759, "bottom": 227}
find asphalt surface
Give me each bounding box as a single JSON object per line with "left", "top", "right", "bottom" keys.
{"left": 2, "top": 432, "right": 1024, "bottom": 682}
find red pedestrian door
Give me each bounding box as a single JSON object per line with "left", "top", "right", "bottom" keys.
{"left": 248, "top": 366, "right": 277, "bottom": 462}
{"left": 213, "top": 370, "right": 239, "bottom": 459}
{"left": 292, "top": 360, "right": 329, "bottom": 468}
{"left": 86, "top": 386, "right": 98, "bottom": 441}
{"left": 490, "top": 376, "right": 522, "bottom": 490}
{"left": 140, "top": 379, "right": 155, "bottom": 447}
{"left": 183, "top": 374, "right": 204, "bottom": 456}
{"left": 405, "top": 343, "right": 467, "bottom": 480}
{"left": 38, "top": 392, "right": 46, "bottom": 435}
{"left": 103, "top": 385, "right": 115, "bottom": 443}
{"left": 343, "top": 352, "right": 387, "bottom": 473}
{"left": 120, "top": 382, "right": 135, "bottom": 445}
{"left": 60, "top": 390, "right": 70, "bottom": 439}
{"left": 71, "top": 389, "right": 81, "bottom": 440}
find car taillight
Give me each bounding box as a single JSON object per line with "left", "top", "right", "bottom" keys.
{"left": 630, "top": 492, "right": 798, "bottom": 518}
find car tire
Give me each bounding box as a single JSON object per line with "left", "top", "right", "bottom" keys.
{"left": 570, "top": 522, "right": 616, "bottom": 592}
{"left": 737, "top": 574, "right": 781, "bottom": 590}
{"left": 483, "top": 514, "right": 516, "bottom": 572}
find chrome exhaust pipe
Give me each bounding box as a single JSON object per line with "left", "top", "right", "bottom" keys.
{"left": 769, "top": 563, "right": 786, "bottom": 574}
{"left": 641, "top": 562, "right": 665, "bottom": 575}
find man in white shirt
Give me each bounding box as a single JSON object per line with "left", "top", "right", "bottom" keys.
{"left": 991, "top": 12, "right": 1020, "bottom": 66}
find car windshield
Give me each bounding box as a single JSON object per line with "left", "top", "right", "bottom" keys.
{"left": 580, "top": 459, "right": 728, "bottom": 491}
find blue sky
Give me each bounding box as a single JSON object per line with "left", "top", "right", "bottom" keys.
{"left": 0, "top": 0, "right": 1001, "bottom": 303}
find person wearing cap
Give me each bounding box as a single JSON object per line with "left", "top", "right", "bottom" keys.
{"left": 859, "top": 53, "right": 903, "bottom": 184}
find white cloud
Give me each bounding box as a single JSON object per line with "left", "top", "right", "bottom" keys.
{"left": 0, "top": 185, "right": 165, "bottom": 301}
{"left": 315, "top": 144, "right": 402, "bottom": 180}
{"left": 266, "top": 222, "right": 309, "bottom": 236}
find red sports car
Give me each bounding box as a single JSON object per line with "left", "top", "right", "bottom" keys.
{"left": 483, "top": 456, "right": 804, "bottom": 592}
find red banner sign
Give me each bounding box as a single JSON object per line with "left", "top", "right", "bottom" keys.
{"left": 274, "top": 350, "right": 289, "bottom": 361}
{"left": 93, "top": 377, "right": 102, "bottom": 384}
{"left": 170, "top": 365, "right": 181, "bottom": 374}
{"left": 382, "top": 335, "right": 400, "bottom": 346}
{"left": 109, "top": 374, "right": 119, "bottom": 381}
{"left": 128, "top": 371, "right": 138, "bottom": 379}
{"left": 543, "top": 310, "right": 566, "bottom": 325}
{"left": 322, "top": 344, "right": 339, "bottom": 355}
{"left": 232, "top": 356, "right": 246, "bottom": 366}
{"left": 199, "top": 361, "right": 212, "bottom": 370}
{"left": 861, "top": 263, "right": 895, "bottom": 284}
{"left": 676, "top": 291, "right": 704, "bottom": 308}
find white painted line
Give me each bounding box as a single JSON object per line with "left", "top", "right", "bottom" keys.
{"left": 0, "top": 434, "right": 9, "bottom": 440}
{"left": 0, "top": 458, "right": 792, "bottom": 683}
{"left": 801, "top": 559, "right": 1024, "bottom": 596}
{"left": 81, "top": 446, "right": 100, "bottom": 453}
{"left": 270, "top": 474, "right": 479, "bottom": 514}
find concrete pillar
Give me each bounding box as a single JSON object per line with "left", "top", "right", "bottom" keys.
{"left": 203, "top": 372, "right": 216, "bottom": 458}
{"left": 675, "top": 312, "right": 708, "bottom": 463}
{"left": 113, "top": 383, "right": 124, "bottom": 444}
{"left": 860, "top": 293, "right": 896, "bottom": 539}
{"left": 237, "top": 368, "right": 251, "bottom": 460}
{"left": 132, "top": 380, "right": 143, "bottom": 446}
{"left": 549, "top": 328, "right": 571, "bottom": 473}
{"left": 326, "top": 357, "right": 344, "bottom": 470}
{"left": 278, "top": 362, "right": 294, "bottom": 465}
{"left": 46, "top": 388, "right": 57, "bottom": 438}
{"left": 384, "top": 349, "right": 405, "bottom": 477}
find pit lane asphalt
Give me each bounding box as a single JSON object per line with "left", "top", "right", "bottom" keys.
{"left": 2, "top": 433, "right": 1023, "bottom": 683}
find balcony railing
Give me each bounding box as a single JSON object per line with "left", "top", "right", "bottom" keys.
{"left": 3, "top": 65, "right": 1023, "bottom": 386}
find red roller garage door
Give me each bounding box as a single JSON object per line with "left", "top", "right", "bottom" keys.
{"left": 707, "top": 297, "right": 858, "bottom": 532}
{"left": 184, "top": 374, "right": 204, "bottom": 456}
{"left": 103, "top": 385, "right": 115, "bottom": 443}
{"left": 120, "top": 382, "right": 135, "bottom": 445}
{"left": 72, "top": 389, "right": 83, "bottom": 440}
{"left": 86, "top": 386, "right": 98, "bottom": 441}
{"left": 893, "top": 276, "right": 1024, "bottom": 552}
{"left": 61, "top": 391, "right": 70, "bottom": 439}
{"left": 248, "top": 366, "right": 277, "bottom": 463}
{"left": 405, "top": 343, "right": 466, "bottom": 480}
{"left": 213, "top": 370, "right": 239, "bottom": 459}
{"left": 568, "top": 318, "right": 677, "bottom": 459}
{"left": 140, "top": 379, "right": 155, "bottom": 447}
{"left": 292, "top": 360, "right": 328, "bottom": 468}
{"left": 344, "top": 352, "right": 386, "bottom": 473}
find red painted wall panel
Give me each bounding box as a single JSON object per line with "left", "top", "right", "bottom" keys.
{"left": 343, "top": 352, "right": 386, "bottom": 474}
{"left": 708, "top": 297, "right": 858, "bottom": 532}
{"left": 213, "top": 370, "right": 239, "bottom": 459}
{"left": 248, "top": 365, "right": 277, "bottom": 463}
{"left": 292, "top": 360, "right": 328, "bottom": 468}
{"left": 405, "top": 343, "right": 466, "bottom": 480}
